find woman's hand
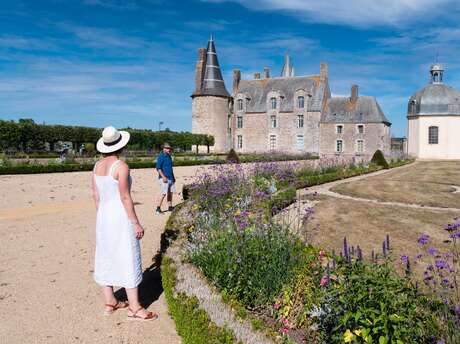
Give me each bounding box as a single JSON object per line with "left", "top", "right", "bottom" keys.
{"left": 134, "top": 223, "right": 145, "bottom": 240}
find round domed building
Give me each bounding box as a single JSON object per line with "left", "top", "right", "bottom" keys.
{"left": 407, "top": 64, "right": 460, "bottom": 159}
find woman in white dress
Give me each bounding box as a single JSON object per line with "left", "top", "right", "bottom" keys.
{"left": 92, "top": 126, "right": 157, "bottom": 321}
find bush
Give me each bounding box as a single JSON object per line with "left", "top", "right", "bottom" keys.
{"left": 371, "top": 149, "right": 389, "bottom": 169}
{"left": 190, "top": 224, "right": 303, "bottom": 309}
{"left": 226, "top": 149, "right": 240, "bottom": 163}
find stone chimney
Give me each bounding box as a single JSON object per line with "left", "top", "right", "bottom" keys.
{"left": 351, "top": 85, "right": 359, "bottom": 102}
{"left": 254, "top": 72, "right": 261, "bottom": 79}
{"left": 194, "top": 48, "right": 207, "bottom": 94}
{"left": 320, "top": 62, "right": 328, "bottom": 81}
{"left": 233, "top": 69, "right": 241, "bottom": 93}
{"left": 264, "top": 67, "right": 270, "bottom": 79}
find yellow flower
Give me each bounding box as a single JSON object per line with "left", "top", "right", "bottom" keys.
{"left": 353, "top": 329, "right": 362, "bottom": 336}
{"left": 343, "top": 329, "right": 355, "bottom": 343}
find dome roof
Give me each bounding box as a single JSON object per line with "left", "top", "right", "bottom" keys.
{"left": 408, "top": 65, "right": 460, "bottom": 116}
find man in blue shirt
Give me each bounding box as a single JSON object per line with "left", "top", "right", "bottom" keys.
{"left": 155, "top": 142, "right": 176, "bottom": 214}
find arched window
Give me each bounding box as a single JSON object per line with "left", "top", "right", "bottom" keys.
{"left": 428, "top": 126, "right": 439, "bottom": 144}
{"left": 409, "top": 100, "right": 416, "bottom": 114}
{"left": 237, "top": 99, "right": 243, "bottom": 111}
{"left": 270, "top": 97, "right": 277, "bottom": 110}
{"left": 297, "top": 96, "right": 304, "bottom": 108}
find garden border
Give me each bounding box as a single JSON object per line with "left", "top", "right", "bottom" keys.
{"left": 160, "top": 159, "right": 415, "bottom": 343}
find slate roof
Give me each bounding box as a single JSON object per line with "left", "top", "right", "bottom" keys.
{"left": 235, "top": 75, "right": 326, "bottom": 112}
{"left": 323, "top": 96, "right": 391, "bottom": 124}
{"left": 200, "top": 37, "right": 231, "bottom": 98}
{"left": 408, "top": 84, "right": 460, "bottom": 116}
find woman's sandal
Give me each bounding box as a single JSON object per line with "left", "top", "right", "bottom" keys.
{"left": 103, "top": 300, "right": 129, "bottom": 316}
{"left": 127, "top": 307, "right": 158, "bottom": 321}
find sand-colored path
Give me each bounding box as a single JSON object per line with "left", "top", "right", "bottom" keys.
{"left": 0, "top": 165, "right": 202, "bottom": 344}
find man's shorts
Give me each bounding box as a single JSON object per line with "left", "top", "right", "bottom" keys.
{"left": 158, "top": 178, "right": 176, "bottom": 195}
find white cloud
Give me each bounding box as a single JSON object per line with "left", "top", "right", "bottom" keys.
{"left": 204, "top": 0, "right": 456, "bottom": 27}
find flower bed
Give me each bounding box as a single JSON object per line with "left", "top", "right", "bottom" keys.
{"left": 161, "top": 158, "right": 459, "bottom": 343}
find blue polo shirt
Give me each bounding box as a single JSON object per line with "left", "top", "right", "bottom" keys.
{"left": 156, "top": 152, "right": 175, "bottom": 181}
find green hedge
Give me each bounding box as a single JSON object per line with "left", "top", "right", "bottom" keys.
{"left": 161, "top": 257, "right": 238, "bottom": 344}
{"left": 0, "top": 155, "right": 319, "bottom": 175}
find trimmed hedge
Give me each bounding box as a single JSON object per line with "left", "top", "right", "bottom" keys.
{"left": 0, "top": 155, "right": 319, "bottom": 175}
{"left": 161, "top": 257, "right": 238, "bottom": 344}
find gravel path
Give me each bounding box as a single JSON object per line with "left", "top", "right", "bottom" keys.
{"left": 0, "top": 166, "right": 204, "bottom": 344}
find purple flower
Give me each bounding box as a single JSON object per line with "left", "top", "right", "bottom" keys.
{"left": 427, "top": 247, "right": 437, "bottom": 255}
{"left": 417, "top": 234, "right": 430, "bottom": 245}
{"left": 400, "top": 255, "right": 409, "bottom": 263}
{"left": 435, "top": 259, "right": 448, "bottom": 270}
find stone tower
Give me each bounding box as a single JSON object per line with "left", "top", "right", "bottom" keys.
{"left": 191, "top": 37, "right": 232, "bottom": 153}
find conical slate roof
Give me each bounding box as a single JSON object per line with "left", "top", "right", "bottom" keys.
{"left": 201, "top": 37, "right": 231, "bottom": 98}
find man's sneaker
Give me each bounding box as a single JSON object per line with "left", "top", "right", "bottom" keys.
{"left": 168, "top": 206, "right": 174, "bottom": 212}
{"left": 155, "top": 207, "right": 162, "bottom": 215}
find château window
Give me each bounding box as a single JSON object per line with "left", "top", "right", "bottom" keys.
{"left": 297, "top": 96, "right": 304, "bottom": 109}
{"left": 428, "top": 126, "right": 439, "bottom": 144}
{"left": 237, "top": 135, "right": 243, "bottom": 149}
{"left": 336, "top": 140, "right": 343, "bottom": 153}
{"left": 270, "top": 115, "right": 277, "bottom": 128}
{"left": 237, "top": 116, "right": 243, "bottom": 128}
{"left": 237, "top": 99, "right": 243, "bottom": 111}
{"left": 336, "top": 125, "right": 343, "bottom": 134}
{"left": 270, "top": 97, "right": 277, "bottom": 110}
{"left": 357, "top": 125, "right": 364, "bottom": 134}
{"left": 269, "top": 135, "right": 277, "bottom": 150}
{"left": 296, "top": 135, "right": 304, "bottom": 150}
{"left": 356, "top": 139, "right": 364, "bottom": 153}
{"left": 297, "top": 115, "right": 304, "bottom": 128}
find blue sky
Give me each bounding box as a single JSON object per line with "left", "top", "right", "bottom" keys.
{"left": 1, "top": 1, "right": 460, "bottom": 136}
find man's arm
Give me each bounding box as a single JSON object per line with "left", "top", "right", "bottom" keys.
{"left": 156, "top": 155, "right": 168, "bottom": 182}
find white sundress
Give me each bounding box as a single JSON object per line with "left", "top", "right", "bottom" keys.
{"left": 93, "top": 160, "right": 142, "bottom": 289}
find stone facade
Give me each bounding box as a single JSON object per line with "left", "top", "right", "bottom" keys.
{"left": 192, "top": 38, "right": 391, "bottom": 157}
{"left": 192, "top": 96, "right": 230, "bottom": 153}
{"left": 319, "top": 122, "right": 390, "bottom": 158}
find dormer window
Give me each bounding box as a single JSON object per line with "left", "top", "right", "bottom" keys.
{"left": 336, "top": 125, "right": 343, "bottom": 134}
{"left": 270, "top": 97, "right": 277, "bottom": 110}
{"left": 297, "top": 96, "right": 304, "bottom": 108}
{"left": 357, "top": 125, "right": 364, "bottom": 134}
{"left": 237, "top": 99, "right": 243, "bottom": 111}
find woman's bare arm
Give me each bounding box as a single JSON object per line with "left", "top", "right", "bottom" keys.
{"left": 117, "top": 161, "right": 144, "bottom": 239}
{"left": 91, "top": 173, "right": 100, "bottom": 210}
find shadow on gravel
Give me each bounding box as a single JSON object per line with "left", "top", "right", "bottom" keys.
{"left": 115, "top": 206, "right": 180, "bottom": 308}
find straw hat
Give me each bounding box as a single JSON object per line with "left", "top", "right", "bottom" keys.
{"left": 163, "top": 142, "right": 172, "bottom": 149}
{"left": 96, "top": 126, "right": 130, "bottom": 153}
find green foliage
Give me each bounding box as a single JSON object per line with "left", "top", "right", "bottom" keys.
{"left": 371, "top": 150, "right": 389, "bottom": 169}
{"left": 317, "top": 261, "right": 440, "bottom": 343}
{"left": 0, "top": 119, "right": 212, "bottom": 153}
{"left": 190, "top": 223, "right": 304, "bottom": 309}
{"left": 161, "top": 256, "right": 238, "bottom": 344}
{"left": 226, "top": 149, "right": 240, "bottom": 163}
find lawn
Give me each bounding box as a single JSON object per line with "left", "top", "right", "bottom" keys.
{"left": 303, "top": 194, "right": 457, "bottom": 263}
{"left": 330, "top": 161, "right": 460, "bottom": 208}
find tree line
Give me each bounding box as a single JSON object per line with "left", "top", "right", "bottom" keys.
{"left": 0, "top": 119, "right": 215, "bottom": 153}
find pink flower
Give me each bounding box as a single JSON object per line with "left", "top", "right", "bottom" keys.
{"left": 280, "top": 327, "right": 289, "bottom": 334}
{"left": 273, "top": 303, "right": 281, "bottom": 310}
{"left": 282, "top": 318, "right": 290, "bottom": 327}
{"left": 320, "top": 276, "right": 329, "bottom": 287}
{"left": 319, "top": 250, "right": 326, "bottom": 259}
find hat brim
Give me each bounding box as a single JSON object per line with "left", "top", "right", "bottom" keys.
{"left": 96, "top": 131, "right": 130, "bottom": 153}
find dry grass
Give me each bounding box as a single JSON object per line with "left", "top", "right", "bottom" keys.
{"left": 331, "top": 161, "right": 460, "bottom": 208}
{"left": 303, "top": 194, "right": 458, "bottom": 264}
